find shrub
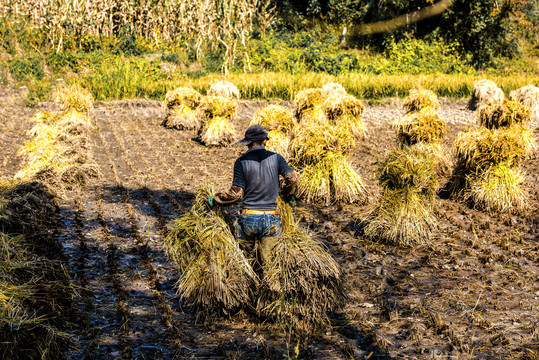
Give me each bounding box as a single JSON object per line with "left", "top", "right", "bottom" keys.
{"left": 9, "top": 56, "right": 44, "bottom": 81}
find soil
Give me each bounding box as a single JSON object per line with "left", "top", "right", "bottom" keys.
{"left": 1, "top": 89, "right": 538, "bottom": 359}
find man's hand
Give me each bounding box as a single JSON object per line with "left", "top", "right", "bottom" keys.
{"left": 286, "top": 195, "right": 295, "bottom": 207}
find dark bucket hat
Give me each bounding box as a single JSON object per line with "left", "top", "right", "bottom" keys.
{"left": 236, "top": 125, "right": 269, "bottom": 146}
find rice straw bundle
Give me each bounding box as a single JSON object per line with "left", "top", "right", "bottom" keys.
{"left": 165, "top": 185, "right": 258, "bottom": 313}
{"left": 259, "top": 199, "right": 345, "bottom": 332}
{"left": 394, "top": 107, "right": 446, "bottom": 145}
{"left": 251, "top": 104, "right": 296, "bottom": 133}
{"left": 266, "top": 130, "right": 291, "bottom": 158}
{"left": 290, "top": 123, "right": 356, "bottom": 166}
{"left": 54, "top": 84, "right": 94, "bottom": 113}
{"left": 207, "top": 81, "right": 241, "bottom": 100}
{"left": 510, "top": 84, "right": 539, "bottom": 123}
{"left": 198, "top": 95, "right": 238, "bottom": 120}
{"left": 197, "top": 116, "right": 236, "bottom": 147}
{"left": 465, "top": 163, "right": 527, "bottom": 213}
{"left": 164, "top": 87, "right": 202, "bottom": 109}
{"left": 297, "top": 160, "right": 332, "bottom": 205}
{"left": 361, "top": 189, "right": 437, "bottom": 246}
{"left": 322, "top": 82, "right": 347, "bottom": 98}
{"left": 478, "top": 99, "right": 531, "bottom": 129}
{"left": 403, "top": 88, "right": 440, "bottom": 113}
{"left": 453, "top": 125, "right": 535, "bottom": 173}
{"left": 162, "top": 104, "right": 200, "bottom": 130}
{"left": 294, "top": 88, "right": 326, "bottom": 123}
{"left": 322, "top": 94, "right": 366, "bottom": 139}
{"left": 467, "top": 79, "right": 504, "bottom": 110}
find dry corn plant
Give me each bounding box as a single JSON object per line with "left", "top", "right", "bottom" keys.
{"left": 258, "top": 198, "right": 346, "bottom": 333}
{"left": 0, "top": 0, "right": 261, "bottom": 72}
{"left": 403, "top": 88, "right": 440, "bottom": 113}
{"left": 165, "top": 184, "right": 259, "bottom": 315}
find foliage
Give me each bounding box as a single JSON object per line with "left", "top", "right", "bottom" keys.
{"left": 26, "top": 79, "right": 53, "bottom": 107}
{"left": 9, "top": 55, "right": 44, "bottom": 81}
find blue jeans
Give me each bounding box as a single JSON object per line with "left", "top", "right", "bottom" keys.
{"left": 234, "top": 213, "right": 281, "bottom": 267}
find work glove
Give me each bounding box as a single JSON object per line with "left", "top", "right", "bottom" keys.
{"left": 207, "top": 196, "right": 216, "bottom": 209}
{"left": 286, "top": 195, "right": 295, "bottom": 207}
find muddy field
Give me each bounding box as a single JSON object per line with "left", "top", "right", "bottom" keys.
{"left": 1, "top": 87, "right": 538, "bottom": 359}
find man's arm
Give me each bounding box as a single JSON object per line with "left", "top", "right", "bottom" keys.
{"left": 281, "top": 171, "right": 298, "bottom": 198}
{"left": 214, "top": 185, "right": 244, "bottom": 205}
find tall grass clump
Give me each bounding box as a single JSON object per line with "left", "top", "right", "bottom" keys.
{"left": 162, "top": 87, "right": 203, "bottom": 130}
{"left": 450, "top": 97, "right": 535, "bottom": 213}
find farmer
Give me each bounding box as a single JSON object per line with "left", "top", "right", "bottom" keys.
{"left": 208, "top": 124, "right": 298, "bottom": 268}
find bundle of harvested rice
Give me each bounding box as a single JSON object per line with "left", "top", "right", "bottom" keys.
{"left": 162, "top": 104, "right": 200, "bottom": 130}
{"left": 207, "top": 81, "right": 241, "bottom": 100}
{"left": 165, "top": 185, "right": 258, "bottom": 314}
{"left": 197, "top": 116, "right": 236, "bottom": 147}
{"left": 164, "top": 87, "right": 202, "bottom": 109}
{"left": 361, "top": 188, "right": 437, "bottom": 246}
{"left": 377, "top": 144, "right": 440, "bottom": 201}
{"left": 478, "top": 99, "right": 531, "bottom": 129}
{"left": 467, "top": 79, "right": 504, "bottom": 110}
{"left": 322, "top": 82, "right": 347, "bottom": 98}
{"left": 394, "top": 107, "right": 446, "bottom": 145}
{"left": 297, "top": 160, "right": 332, "bottom": 205}
{"left": 258, "top": 199, "right": 345, "bottom": 332}
{"left": 322, "top": 94, "right": 366, "bottom": 139}
{"left": 294, "top": 88, "right": 326, "bottom": 123}
{"left": 54, "top": 84, "right": 94, "bottom": 113}
{"left": 453, "top": 125, "right": 535, "bottom": 173}
{"left": 403, "top": 88, "right": 440, "bottom": 113}
{"left": 251, "top": 104, "right": 296, "bottom": 133}
{"left": 266, "top": 130, "right": 291, "bottom": 158}
{"left": 290, "top": 122, "right": 356, "bottom": 166}
{"left": 330, "top": 154, "right": 367, "bottom": 204}
{"left": 198, "top": 95, "right": 238, "bottom": 120}
{"left": 510, "top": 84, "right": 539, "bottom": 123}
{"left": 465, "top": 163, "right": 527, "bottom": 213}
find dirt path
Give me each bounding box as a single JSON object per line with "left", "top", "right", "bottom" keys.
{"left": 2, "top": 93, "right": 538, "bottom": 359}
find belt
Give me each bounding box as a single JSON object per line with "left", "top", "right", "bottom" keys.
{"left": 240, "top": 209, "right": 279, "bottom": 215}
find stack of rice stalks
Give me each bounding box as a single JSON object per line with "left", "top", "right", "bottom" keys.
{"left": 165, "top": 185, "right": 258, "bottom": 314}
{"left": 290, "top": 123, "right": 366, "bottom": 204}
{"left": 450, "top": 99, "right": 536, "bottom": 213}
{"left": 162, "top": 87, "right": 203, "bottom": 130}
{"left": 361, "top": 89, "right": 446, "bottom": 245}
{"left": 165, "top": 185, "right": 345, "bottom": 332}
{"left": 467, "top": 79, "right": 505, "bottom": 111}
{"left": 258, "top": 198, "right": 345, "bottom": 332}
{"left": 250, "top": 104, "right": 296, "bottom": 158}
{"left": 207, "top": 81, "right": 241, "bottom": 100}
{"left": 15, "top": 85, "right": 98, "bottom": 191}
{"left": 196, "top": 95, "right": 238, "bottom": 147}
{"left": 509, "top": 84, "right": 539, "bottom": 124}
{"left": 291, "top": 85, "right": 367, "bottom": 204}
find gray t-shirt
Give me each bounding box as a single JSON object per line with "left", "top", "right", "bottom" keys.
{"left": 232, "top": 146, "right": 294, "bottom": 210}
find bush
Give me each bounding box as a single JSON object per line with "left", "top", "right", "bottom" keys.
{"left": 46, "top": 51, "right": 80, "bottom": 73}
{"left": 9, "top": 55, "right": 44, "bottom": 81}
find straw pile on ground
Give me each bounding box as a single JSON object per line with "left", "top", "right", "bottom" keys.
{"left": 322, "top": 94, "right": 366, "bottom": 139}
{"left": 54, "top": 83, "right": 94, "bottom": 113}
{"left": 258, "top": 198, "right": 345, "bottom": 332}
{"left": 467, "top": 79, "right": 505, "bottom": 110}
{"left": 322, "top": 82, "right": 347, "bottom": 98}
{"left": 250, "top": 104, "right": 296, "bottom": 158}
{"left": 362, "top": 91, "right": 446, "bottom": 245}
{"left": 165, "top": 186, "right": 345, "bottom": 331}
{"left": 162, "top": 87, "right": 203, "bottom": 130}
{"left": 15, "top": 85, "right": 98, "bottom": 192}
{"left": 196, "top": 95, "right": 237, "bottom": 146}
{"left": 509, "top": 84, "right": 539, "bottom": 124}
{"left": 207, "top": 81, "right": 241, "bottom": 100}
{"left": 478, "top": 99, "right": 531, "bottom": 129}
{"left": 290, "top": 122, "right": 366, "bottom": 204}
{"left": 294, "top": 88, "right": 326, "bottom": 123}
{"left": 403, "top": 88, "right": 440, "bottom": 113}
